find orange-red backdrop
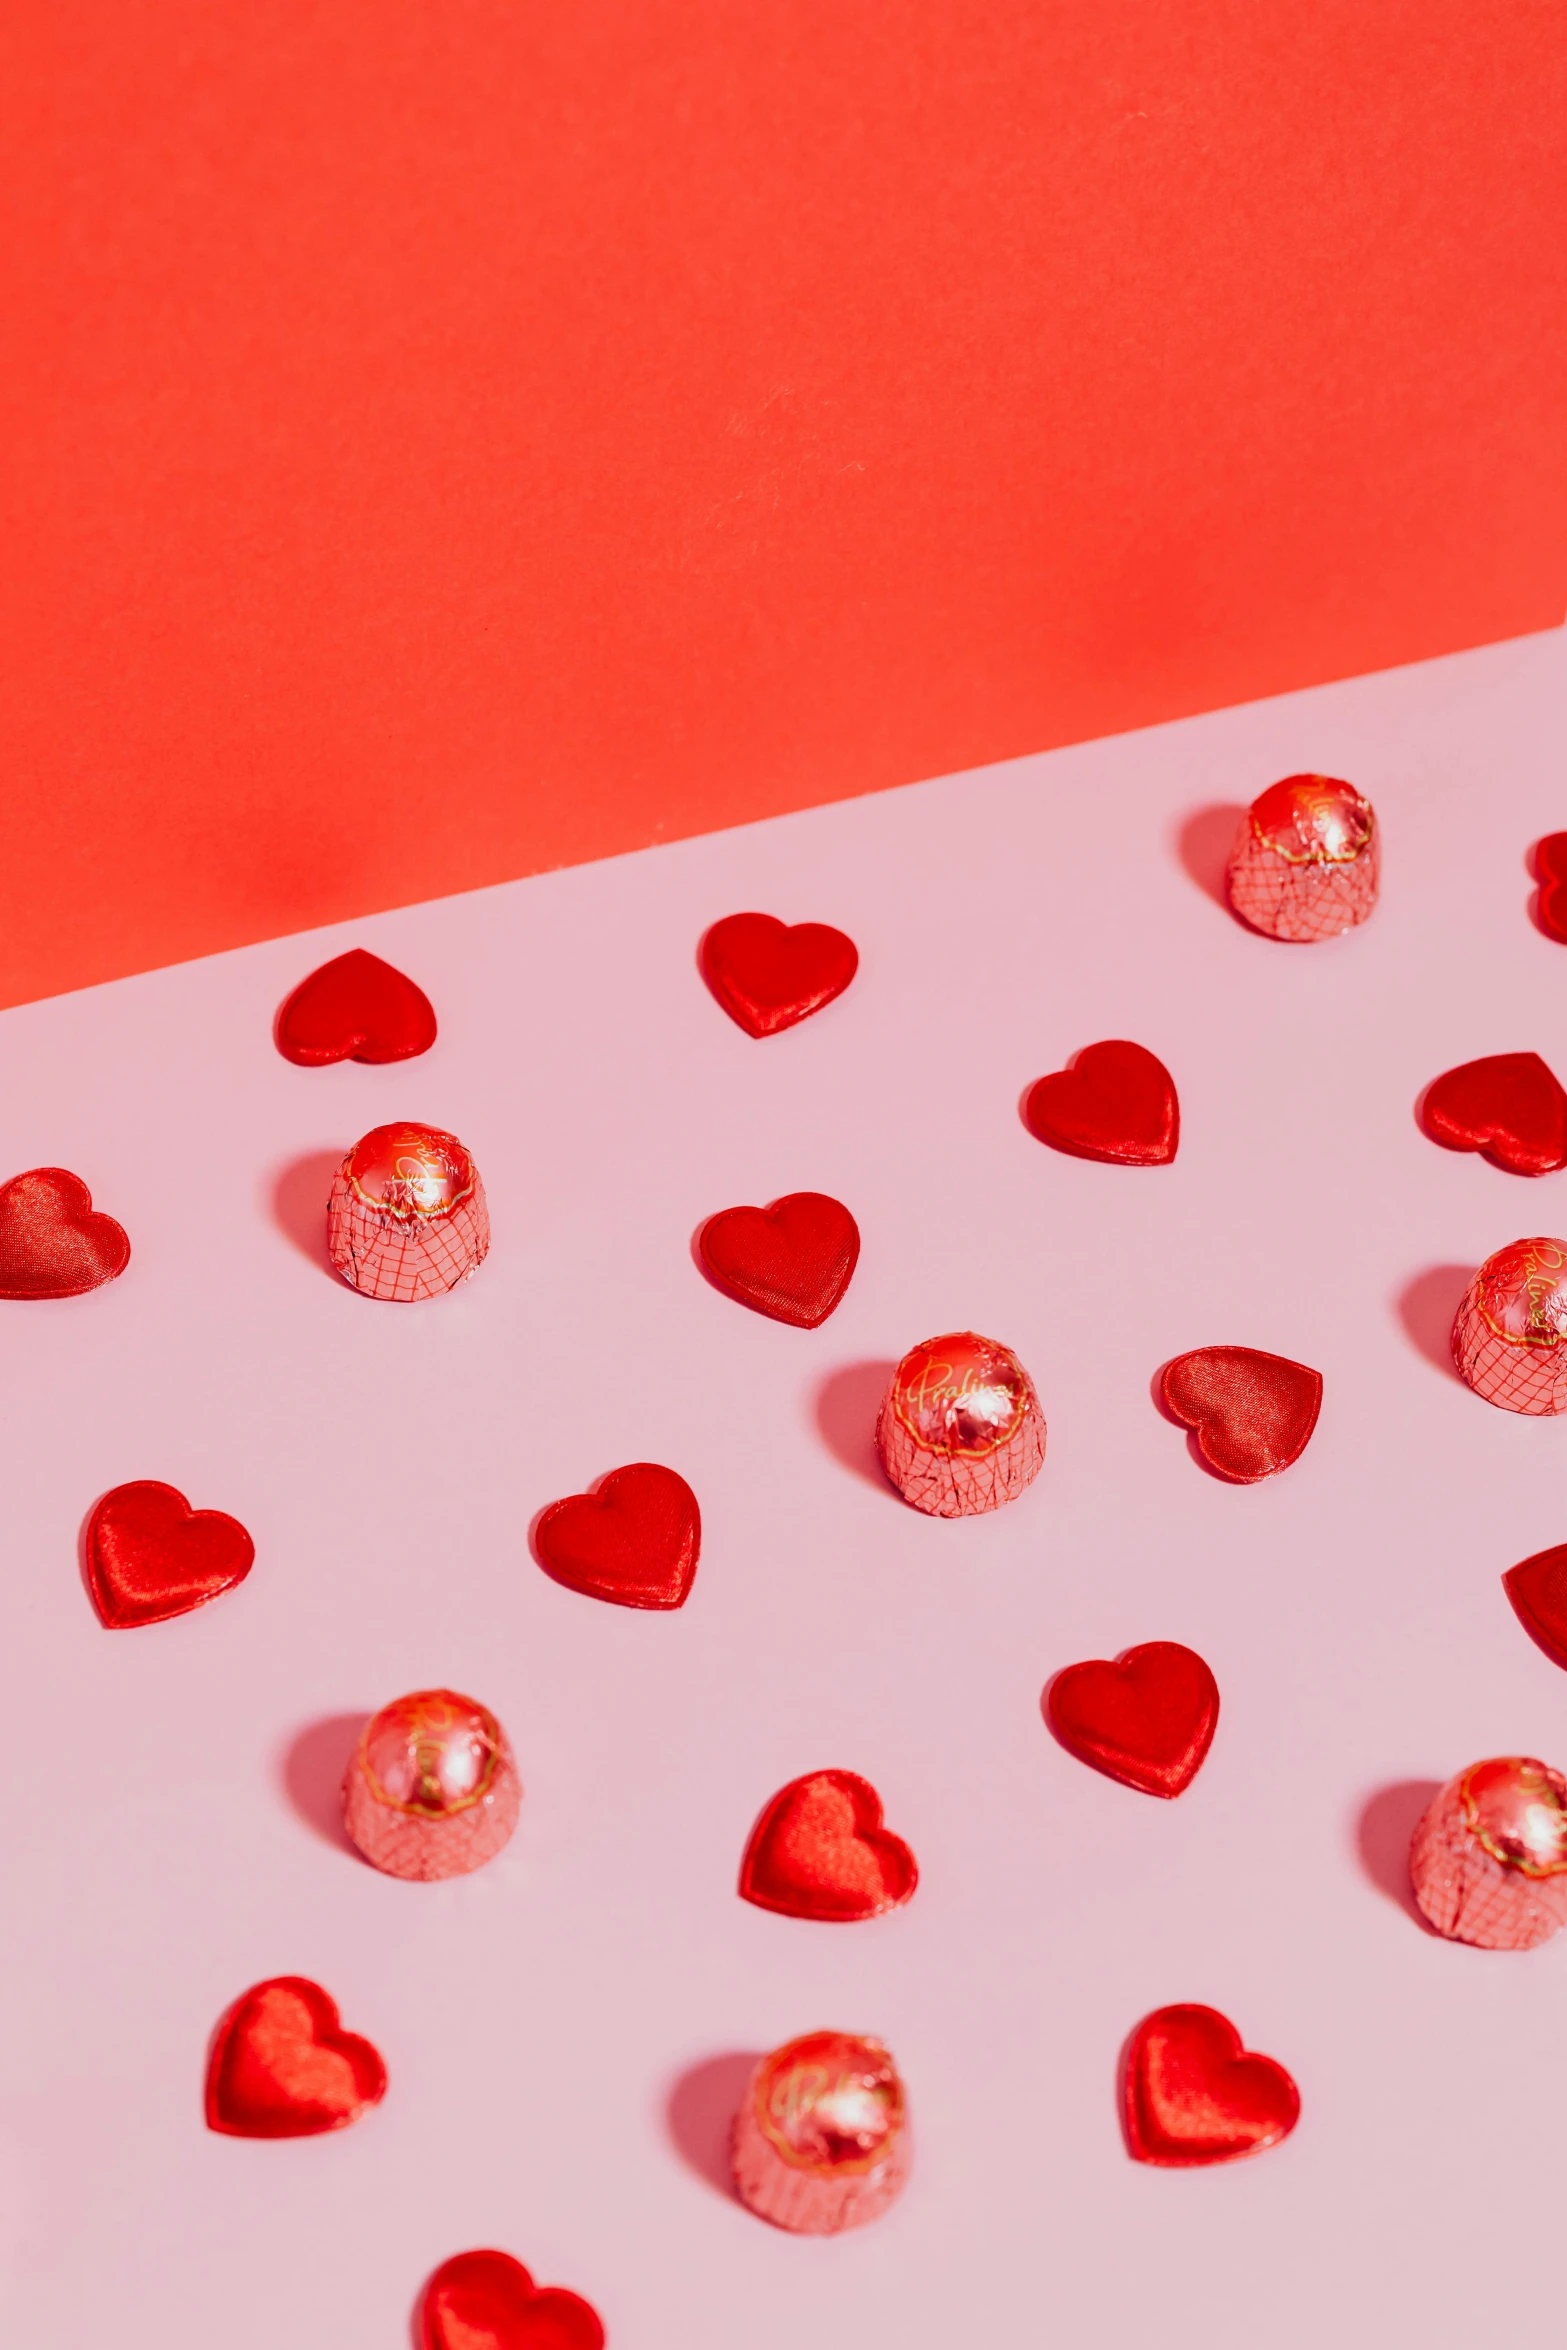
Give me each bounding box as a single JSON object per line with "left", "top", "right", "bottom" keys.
{"left": 5, "top": 2, "right": 1565, "bottom": 1009}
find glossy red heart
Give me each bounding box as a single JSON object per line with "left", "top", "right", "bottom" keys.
{"left": 739, "top": 1769, "right": 918, "bottom": 1920}
{"left": 276, "top": 947, "right": 437, "bottom": 1065}
{"left": 1047, "top": 1642, "right": 1219, "bottom": 1798}
{"left": 1503, "top": 1543, "right": 1567, "bottom": 1670}
{"left": 1535, "top": 834, "right": 1567, "bottom": 944}
{"left": 1125, "top": 2003, "right": 1299, "bottom": 2166}
{"left": 1422, "top": 1052, "right": 1567, "bottom": 1174}
{"left": 699, "top": 1192, "right": 860, "bottom": 1327}
{"left": 1160, "top": 1346, "right": 1322, "bottom": 1481}
{"left": 0, "top": 1167, "right": 130, "bottom": 1299}
{"left": 700, "top": 912, "right": 858, "bottom": 1037}
{"left": 1024, "top": 1040, "right": 1179, "bottom": 1164}
{"left": 86, "top": 1480, "right": 255, "bottom": 1630}
{"left": 205, "top": 1977, "right": 387, "bottom": 2138}
{"left": 534, "top": 1463, "right": 700, "bottom": 1610}
{"left": 420, "top": 2250, "right": 605, "bottom": 2350}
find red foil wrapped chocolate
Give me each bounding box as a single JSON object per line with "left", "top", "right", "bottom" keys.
{"left": 876, "top": 1331, "right": 1044, "bottom": 1517}
{"left": 1226, "top": 775, "right": 1379, "bottom": 942}
{"left": 1409, "top": 1757, "right": 1567, "bottom": 1949}
{"left": 731, "top": 2030, "right": 909, "bottom": 2232}
{"left": 327, "top": 1122, "right": 489, "bottom": 1302}
{"left": 342, "top": 1689, "right": 521, "bottom": 1881}
{"left": 1451, "top": 1237, "right": 1567, "bottom": 1413}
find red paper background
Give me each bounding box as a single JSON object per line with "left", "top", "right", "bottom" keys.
{"left": 5, "top": 0, "right": 1565, "bottom": 1010}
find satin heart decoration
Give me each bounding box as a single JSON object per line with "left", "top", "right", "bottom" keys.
{"left": 699, "top": 1192, "right": 860, "bottom": 1327}
{"left": 1422, "top": 1053, "right": 1567, "bottom": 1175}
{"left": 276, "top": 947, "right": 437, "bottom": 1065}
{"left": 740, "top": 1769, "right": 918, "bottom": 1920}
{"left": 534, "top": 1463, "right": 700, "bottom": 1609}
{"left": 86, "top": 1480, "right": 255, "bottom": 1630}
{"left": 1125, "top": 2004, "right": 1299, "bottom": 2166}
{"left": 1535, "top": 834, "right": 1567, "bottom": 944}
{"left": 1160, "top": 1346, "right": 1322, "bottom": 1481}
{"left": 700, "top": 912, "right": 858, "bottom": 1037}
{"left": 206, "top": 1977, "right": 387, "bottom": 2138}
{"left": 1503, "top": 1543, "right": 1567, "bottom": 1671}
{"left": 1047, "top": 1642, "right": 1219, "bottom": 1798}
{"left": 0, "top": 1167, "right": 130, "bottom": 1299}
{"left": 1024, "top": 1040, "right": 1179, "bottom": 1164}
{"left": 420, "top": 2250, "right": 605, "bottom": 2350}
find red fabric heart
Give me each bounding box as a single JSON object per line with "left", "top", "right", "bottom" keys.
{"left": 1023, "top": 1040, "right": 1179, "bottom": 1164}
{"left": 0, "top": 1167, "right": 130, "bottom": 1299}
{"left": 1422, "top": 1052, "right": 1567, "bottom": 1174}
{"left": 1160, "top": 1346, "right": 1322, "bottom": 1481}
{"left": 275, "top": 947, "right": 437, "bottom": 1065}
{"left": 1536, "top": 834, "right": 1567, "bottom": 944}
{"left": 700, "top": 912, "right": 858, "bottom": 1037}
{"left": 699, "top": 1192, "right": 860, "bottom": 1327}
{"left": 206, "top": 1977, "right": 387, "bottom": 2138}
{"left": 420, "top": 2250, "right": 605, "bottom": 2350}
{"left": 739, "top": 1769, "right": 918, "bottom": 1920}
{"left": 1503, "top": 1543, "right": 1567, "bottom": 1671}
{"left": 534, "top": 1463, "right": 700, "bottom": 1610}
{"left": 86, "top": 1480, "right": 255, "bottom": 1630}
{"left": 1047, "top": 1642, "right": 1219, "bottom": 1798}
{"left": 1125, "top": 2003, "right": 1299, "bottom": 2166}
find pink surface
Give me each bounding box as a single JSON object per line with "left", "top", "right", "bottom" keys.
{"left": 4, "top": 622, "right": 1567, "bottom": 2346}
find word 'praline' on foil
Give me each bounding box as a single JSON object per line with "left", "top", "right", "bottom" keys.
{"left": 342, "top": 1689, "right": 521, "bottom": 1881}
{"left": 326, "top": 1121, "right": 490, "bottom": 1302}
{"left": 875, "top": 1331, "right": 1045, "bottom": 1517}
{"left": 1409, "top": 1757, "right": 1567, "bottom": 1948}
{"left": 1451, "top": 1236, "right": 1567, "bottom": 1414}
{"left": 731, "top": 2030, "right": 910, "bottom": 2232}
{"left": 1226, "top": 774, "right": 1379, "bottom": 942}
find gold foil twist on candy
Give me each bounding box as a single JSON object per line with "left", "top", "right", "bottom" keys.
{"left": 1451, "top": 1237, "right": 1567, "bottom": 1414}
{"left": 730, "top": 2031, "right": 910, "bottom": 2232}
{"left": 326, "top": 1121, "right": 490, "bottom": 1301}
{"left": 1226, "top": 775, "right": 1379, "bottom": 941}
{"left": 342, "top": 1689, "right": 521, "bottom": 1880}
{"left": 875, "top": 1332, "right": 1045, "bottom": 1516}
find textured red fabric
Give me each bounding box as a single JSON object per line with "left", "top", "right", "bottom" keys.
{"left": 1422, "top": 1053, "right": 1567, "bottom": 1175}
{"left": 1160, "top": 1347, "right": 1323, "bottom": 1481}
{"left": 1047, "top": 1643, "right": 1219, "bottom": 1799}
{"left": 740, "top": 1770, "right": 918, "bottom": 1920}
{"left": 0, "top": 1168, "right": 130, "bottom": 1299}
{"left": 533, "top": 1463, "right": 700, "bottom": 1610}
{"left": 700, "top": 914, "right": 858, "bottom": 1038}
{"left": 419, "top": 2251, "right": 605, "bottom": 2350}
{"left": 205, "top": 1977, "right": 386, "bottom": 2138}
{"left": 699, "top": 1193, "right": 860, "bottom": 1326}
{"left": 1023, "top": 1041, "right": 1178, "bottom": 1165}
{"left": 276, "top": 947, "right": 436, "bottom": 1066}
{"left": 1536, "top": 836, "right": 1567, "bottom": 944}
{"left": 86, "top": 1480, "right": 254, "bottom": 1630}
{"left": 1124, "top": 2005, "right": 1299, "bottom": 2167}
{"left": 1503, "top": 1545, "right": 1567, "bottom": 1671}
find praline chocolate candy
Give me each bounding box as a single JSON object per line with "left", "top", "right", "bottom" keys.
{"left": 1409, "top": 1757, "right": 1567, "bottom": 1948}
{"left": 342, "top": 1689, "right": 521, "bottom": 1880}
{"left": 1226, "top": 775, "right": 1379, "bottom": 941}
{"left": 731, "top": 2030, "right": 909, "bottom": 2232}
{"left": 876, "top": 1331, "right": 1044, "bottom": 1517}
{"left": 326, "top": 1121, "right": 489, "bottom": 1301}
{"left": 1451, "top": 1237, "right": 1567, "bottom": 1414}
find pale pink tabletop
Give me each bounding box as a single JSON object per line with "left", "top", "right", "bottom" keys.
{"left": 4, "top": 624, "right": 1567, "bottom": 2348}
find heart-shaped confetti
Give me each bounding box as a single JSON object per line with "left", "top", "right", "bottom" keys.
{"left": 420, "top": 2250, "right": 605, "bottom": 2350}
{"left": 1024, "top": 1040, "right": 1179, "bottom": 1165}
{"left": 275, "top": 948, "right": 437, "bottom": 1066}
{"left": 700, "top": 913, "right": 858, "bottom": 1037}
{"left": 86, "top": 1480, "right": 255, "bottom": 1630}
{"left": 1047, "top": 1642, "right": 1219, "bottom": 1798}
{"left": 1503, "top": 1543, "right": 1567, "bottom": 1671}
{"left": 533, "top": 1463, "right": 700, "bottom": 1610}
{"left": 699, "top": 1192, "right": 860, "bottom": 1327}
{"left": 1160, "top": 1346, "right": 1322, "bottom": 1481}
{"left": 0, "top": 1168, "right": 130, "bottom": 1299}
{"left": 1536, "top": 835, "right": 1567, "bottom": 944}
{"left": 205, "top": 1977, "right": 386, "bottom": 2138}
{"left": 1422, "top": 1053, "right": 1567, "bottom": 1175}
{"left": 740, "top": 1769, "right": 918, "bottom": 1920}
{"left": 1124, "top": 2003, "right": 1299, "bottom": 2166}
